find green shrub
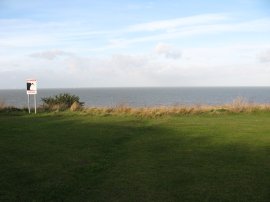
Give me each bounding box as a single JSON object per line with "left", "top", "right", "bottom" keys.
{"left": 41, "top": 93, "right": 84, "bottom": 111}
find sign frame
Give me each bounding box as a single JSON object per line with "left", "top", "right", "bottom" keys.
{"left": 26, "top": 79, "right": 37, "bottom": 95}
{"left": 26, "top": 79, "right": 37, "bottom": 114}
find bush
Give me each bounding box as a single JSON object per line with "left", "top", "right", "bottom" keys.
{"left": 41, "top": 93, "right": 84, "bottom": 111}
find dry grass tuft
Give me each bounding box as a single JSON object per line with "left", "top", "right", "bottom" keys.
{"left": 0, "top": 100, "right": 6, "bottom": 109}
{"left": 70, "top": 101, "right": 83, "bottom": 111}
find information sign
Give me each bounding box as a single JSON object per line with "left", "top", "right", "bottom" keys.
{"left": 26, "top": 79, "right": 37, "bottom": 95}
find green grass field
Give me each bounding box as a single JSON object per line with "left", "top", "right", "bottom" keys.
{"left": 0, "top": 112, "right": 269, "bottom": 201}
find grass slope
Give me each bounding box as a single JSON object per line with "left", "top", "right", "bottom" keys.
{"left": 0, "top": 112, "right": 269, "bottom": 201}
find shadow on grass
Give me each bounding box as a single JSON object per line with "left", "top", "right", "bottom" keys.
{"left": 0, "top": 113, "right": 269, "bottom": 202}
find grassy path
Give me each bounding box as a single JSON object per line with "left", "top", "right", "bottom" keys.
{"left": 0, "top": 112, "right": 269, "bottom": 201}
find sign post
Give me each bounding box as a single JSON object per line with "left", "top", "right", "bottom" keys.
{"left": 26, "top": 79, "right": 37, "bottom": 114}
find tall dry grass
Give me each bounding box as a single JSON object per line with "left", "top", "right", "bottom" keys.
{"left": 0, "top": 100, "right": 6, "bottom": 110}
{"left": 0, "top": 99, "right": 28, "bottom": 112}
{"left": 1, "top": 97, "right": 270, "bottom": 116}
{"left": 83, "top": 97, "right": 270, "bottom": 117}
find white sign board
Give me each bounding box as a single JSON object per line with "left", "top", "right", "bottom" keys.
{"left": 26, "top": 79, "right": 37, "bottom": 94}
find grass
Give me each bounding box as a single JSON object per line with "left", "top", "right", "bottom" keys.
{"left": 0, "top": 111, "right": 270, "bottom": 201}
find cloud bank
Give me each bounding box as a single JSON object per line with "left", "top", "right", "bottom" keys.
{"left": 29, "top": 50, "right": 73, "bottom": 60}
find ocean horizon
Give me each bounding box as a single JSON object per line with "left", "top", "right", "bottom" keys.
{"left": 1, "top": 87, "right": 270, "bottom": 107}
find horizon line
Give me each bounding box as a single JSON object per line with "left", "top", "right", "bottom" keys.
{"left": 1, "top": 86, "right": 270, "bottom": 90}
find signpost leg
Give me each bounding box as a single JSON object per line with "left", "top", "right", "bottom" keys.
{"left": 28, "top": 94, "right": 30, "bottom": 114}
{"left": 34, "top": 94, "right": 37, "bottom": 114}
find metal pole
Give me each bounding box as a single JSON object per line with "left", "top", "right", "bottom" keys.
{"left": 34, "top": 94, "right": 37, "bottom": 114}
{"left": 28, "top": 94, "right": 30, "bottom": 114}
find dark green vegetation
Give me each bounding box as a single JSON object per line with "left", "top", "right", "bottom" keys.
{"left": 0, "top": 112, "right": 269, "bottom": 202}
{"left": 41, "top": 93, "right": 84, "bottom": 111}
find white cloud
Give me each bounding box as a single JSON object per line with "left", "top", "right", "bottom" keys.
{"left": 29, "top": 50, "right": 73, "bottom": 60}
{"left": 107, "top": 18, "right": 270, "bottom": 48}
{"left": 1, "top": 11, "right": 270, "bottom": 88}
{"left": 0, "top": 35, "right": 54, "bottom": 48}
{"left": 127, "top": 13, "right": 229, "bottom": 32}
{"left": 54, "top": 45, "right": 270, "bottom": 87}
{"left": 1, "top": 14, "right": 270, "bottom": 53}
{"left": 1, "top": 46, "right": 270, "bottom": 89}
{"left": 258, "top": 49, "right": 270, "bottom": 62}
{"left": 155, "top": 43, "right": 181, "bottom": 59}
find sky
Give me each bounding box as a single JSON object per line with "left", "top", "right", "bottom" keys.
{"left": 0, "top": 0, "right": 270, "bottom": 88}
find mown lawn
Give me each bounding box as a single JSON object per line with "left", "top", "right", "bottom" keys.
{"left": 0, "top": 112, "right": 269, "bottom": 201}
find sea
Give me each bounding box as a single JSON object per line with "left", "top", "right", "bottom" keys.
{"left": 0, "top": 87, "right": 270, "bottom": 107}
